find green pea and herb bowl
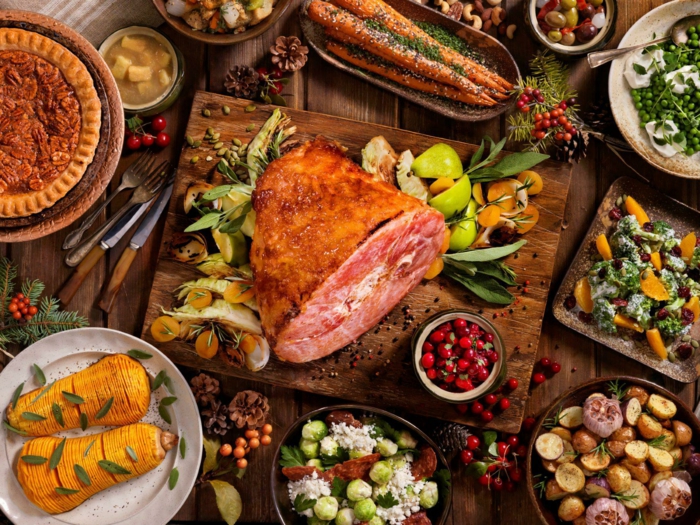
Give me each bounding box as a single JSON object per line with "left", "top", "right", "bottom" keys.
{"left": 412, "top": 310, "right": 506, "bottom": 405}
{"left": 271, "top": 405, "right": 452, "bottom": 525}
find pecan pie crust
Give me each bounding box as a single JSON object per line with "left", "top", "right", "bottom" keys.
{"left": 0, "top": 28, "right": 101, "bottom": 218}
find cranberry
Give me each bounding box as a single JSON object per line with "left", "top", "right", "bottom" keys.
{"left": 677, "top": 343, "right": 694, "bottom": 360}
{"left": 609, "top": 206, "right": 623, "bottom": 221}
{"left": 272, "top": 68, "right": 285, "bottom": 79}
{"left": 641, "top": 222, "right": 654, "bottom": 232}
{"left": 550, "top": 362, "right": 562, "bottom": 374}
{"left": 421, "top": 353, "right": 435, "bottom": 369}
{"left": 484, "top": 393, "right": 497, "bottom": 405}
{"left": 678, "top": 286, "right": 691, "bottom": 298}
{"left": 484, "top": 333, "right": 494, "bottom": 343}
{"left": 657, "top": 308, "right": 670, "bottom": 320}
{"left": 270, "top": 81, "right": 283, "bottom": 95}
{"left": 457, "top": 358, "right": 469, "bottom": 371}
{"left": 478, "top": 474, "right": 490, "bottom": 486}
{"left": 155, "top": 132, "right": 171, "bottom": 147}
{"left": 471, "top": 402, "right": 484, "bottom": 415}
{"left": 460, "top": 449, "right": 474, "bottom": 464}
{"left": 507, "top": 378, "right": 519, "bottom": 390}
{"left": 540, "top": 357, "right": 551, "bottom": 367}
{"left": 456, "top": 327, "right": 470, "bottom": 338}
{"left": 523, "top": 417, "right": 536, "bottom": 431}
{"left": 456, "top": 403, "right": 469, "bottom": 414}
{"left": 256, "top": 66, "right": 269, "bottom": 77}
{"left": 438, "top": 343, "right": 453, "bottom": 359}
{"left": 641, "top": 253, "right": 651, "bottom": 262}
{"left": 532, "top": 372, "right": 546, "bottom": 384}
{"left": 467, "top": 436, "right": 481, "bottom": 450}
{"left": 632, "top": 235, "right": 643, "bottom": 246}
{"left": 506, "top": 435, "right": 519, "bottom": 448}
{"left": 497, "top": 442, "right": 509, "bottom": 456}
{"left": 445, "top": 363, "right": 455, "bottom": 373}
{"left": 487, "top": 351, "right": 499, "bottom": 364}
{"left": 422, "top": 341, "right": 434, "bottom": 353}
{"left": 458, "top": 336, "right": 471, "bottom": 348}
{"left": 477, "top": 368, "right": 490, "bottom": 382}
{"left": 612, "top": 298, "right": 628, "bottom": 307}
{"left": 578, "top": 311, "right": 593, "bottom": 324}
{"left": 436, "top": 358, "right": 447, "bottom": 368}
{"left": 426, "top": 368, "right": 437, "bottom": 380}
{"left": 491, "top": 477, "right": 504, "bottom": 491}
{"left": 464, "top": 348, "right": 476, "bottom": 361}
{"left": 598, "top": 267, "right": 607, "bottom": 279}
{"left": 454, "top": 318, "right": 467, "bottom": 329}
{"left": 515, "top": 445, "right": 528, "bottom": 457}
{"left": 467, "top": 364, "right": 478, "bottom": 376}
{"left": 439, "top": 383, "right": 450, "bottom": 390}
{"left": 456, "top": 377, "right": 473, "bottom": 391}
{"left": 564, "top": 295, "right": 577, "bottom": 310}
{"left": 429, "top": 331, "right": 445, "bottom": 344}
{"left": 487, "top": 464, "right": 497, "bottom": 473}
{"left": 481, "top": 410, "right": 494, "bottom": 423}
{"left": 476, "top": 339, "right": 485, "bottom": 350}
{"left": 499, "top": 398, "right": 511, "bottom": 411}
{"left": 681, "top": 307, "right": 695, "bottom": 325}
{"left": 445, "top": 373, "right": 456, "bottom": 383}
{"left": 613, "top": 259, "right": 623, "bottom": 270}
{"left": 672, "top": 246, "right": 683, "bottom": 257}
{"left": 567, "top": 97, "right": 578, "bottom": 106}
{"left": 470, "top": 323, "right": 481, "bottom": 334}
{"left": 440, "top": 321, "right": 453, "bottom": 331}
{"left": 151, "top": 115, "right": 167, "bottom": 132}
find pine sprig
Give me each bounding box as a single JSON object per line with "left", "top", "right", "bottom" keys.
{"left": 0, "top": 258, "right": 17, "bottom": 324}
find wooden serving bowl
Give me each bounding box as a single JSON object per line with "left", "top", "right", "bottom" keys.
{"left": 526, "top": 377, "right": 700, "bottom": 525}
{"left": 151, "top": 0, "right": 293, "bottom": 45}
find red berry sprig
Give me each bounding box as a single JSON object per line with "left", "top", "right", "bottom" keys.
{"left": 125, "top": 115, "right": 171, "bottom": 152}
{"left": 516, "top": 86, "right": 581, "bottom": 144}
{"left": 8, "top": 292, "right": 38, "bottom": 322}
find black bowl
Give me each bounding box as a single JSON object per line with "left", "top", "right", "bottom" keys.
{"left": 271, "top": 404, "right": 452, "bottom": 524}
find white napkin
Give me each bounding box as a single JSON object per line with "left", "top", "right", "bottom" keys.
{"left": 2, "top": 0, "right": 165, "bottom": 46}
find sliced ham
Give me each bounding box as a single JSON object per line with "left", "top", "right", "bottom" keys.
{"left": 250, "top": 136, "right": 444, "bottom": 363}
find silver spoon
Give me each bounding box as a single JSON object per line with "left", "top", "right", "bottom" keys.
{"left": 588, "top": 15, "right": 700, "bottom": 68}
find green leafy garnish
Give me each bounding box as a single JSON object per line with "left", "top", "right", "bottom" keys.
{"left": 32, "top": 363, "right": 46, "bottom": 386}
{"left": 98, "top": 460, "right": 131, "bottom": 475}
{"left": 376, "top": 491, "right": 399, "bottom": 508}
{"left": 158, "top": 404, "right": 172, "bottom": 425}
{"left": 126, "top": 349, "right": 153, "bottom": 359}
{"left": 161, "top": 396, "right": 178, "bottom": 406}
{"left": 52, "top": 402, "right": 64, "bottom": 427}
{"left": 152, "top": 370, "right": 167, "bottom": 391}
{"left": 3, "top": 420, "right": 27, "bottom": 435}
{"left": 169, "top": 468, "right": 179, "bottom": 490}
{"left": 10, "top": 382, "right": 24, "bottom": 409}
{"left": 180, "top": 436, "right": 187, "bottom": 460}
{"left": 30, "top": 381, "right": 55, "bottom": 405}
{"left": 74, "top": 464, "right": 91, "bottom": 486}
{"left": 21, "top": 411, "right": 46, "bottom": 421}
{"left": 50, "top": 438, "right": 66, "bottom": 470}
{"left": 80, "top": 413, "right": 88, "bottom": 431}
{"left": 279, "top": 445, "right": 306, "bottom": 468}
{"left": 21, "top": 455, "right": 47, "bottom": 464}
{"left": 61, "top": 391, "right": 84, "bottom": 404}
{"left": 293, "top": 493, "right": 316, "bottom": 512}
{"left": 607, "top": 379, "right": 629, "bottom": 400}
{"left": 126, "top": 446, "right": 139, "bottom": 462}
{"left": 55, "top": 487, "right": 80, "bottom": 495}
{"left": 331, "top": 477, "right": 348, "bottom": 498}
{"left": 95, "top": 397, "right": 114, "bottom": 420}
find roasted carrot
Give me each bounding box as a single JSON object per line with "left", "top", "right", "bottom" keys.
{"left": 209, "top": 11, "right": 220, "bottom": 30}
{"left": 325, "top": 39, "right": 494, "bottom": 106}
{"left": 308, "top": 0, "right": 492, "bottom": 102}
{"left": 332, "top": 0, "right": 513, "bottom": 92}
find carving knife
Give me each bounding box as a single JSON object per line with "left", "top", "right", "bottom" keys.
{"left": 56, "top": 199, "right": 153, "bottom": 306}
{"left": 98, "top": 181, "right": 174, "bottom": 313}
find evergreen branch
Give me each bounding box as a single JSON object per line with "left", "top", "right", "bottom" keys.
{"left": 22, "top": 279, "right": 45, "bottom": 305}
{"left": 0, "top": 257, "right": 17, "bottom": 324}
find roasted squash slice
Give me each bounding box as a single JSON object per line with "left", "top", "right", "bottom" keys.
{"left": 596, "top": 234, "right": 613, "bottom": 261}
{"left": 17, "top": 423, "right": 176, "bottom": 515}
{"left": 640, "top": 271, "right": 670, "bottom": 301}
{"left": 6, "top": 354, "right": 151, "bottom": 436}
{"left": 625, "top": 197, "right": 650, "bottom": 226}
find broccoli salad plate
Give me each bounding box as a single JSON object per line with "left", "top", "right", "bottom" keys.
{"left": 553, "top": 177, "right": 700, "bottom": 383}
{"left": 271, "top": 406, "right": 451, "bottom": 525}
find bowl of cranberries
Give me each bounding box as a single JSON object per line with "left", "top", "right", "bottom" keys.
{"left": 412, "top": 310, "right": 507, "bottom": 404}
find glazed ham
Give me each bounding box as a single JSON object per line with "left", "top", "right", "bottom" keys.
{"left": 250, "top": 136, "right": 444, "bottom": 363}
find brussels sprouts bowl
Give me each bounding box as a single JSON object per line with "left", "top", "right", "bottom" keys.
{"left": 271, "top": 404, "right": 452, "bottom": 525}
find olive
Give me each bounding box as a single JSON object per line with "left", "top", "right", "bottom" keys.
{"left": 580, "top": 4, "right": 596, "bottom": 19}
{"left": 561, "top": 32, "right": 576, "bottom": 45}
{"left": 560, "top": 0, "right": 577, "bottom": 8}
{"left": 576, "top": 22, "right": 598, "bottom": 43}
{"left": 544, "top": 11, "right": 567, "bottom": 29}
{"left": 548, "top": 30, "right": 563, "bottom": 43}
{"left": 563, "top": 7, "right": 579, "bottom": 28}
{"left": 590, "top": 0, "right": 604, "bottom": 5}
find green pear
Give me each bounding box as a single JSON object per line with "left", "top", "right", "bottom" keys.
{"left": 411, "top": 143, "right": 463, "bottom": 179}
{"left": 429, "top": 175, "right": 472, "bottom": 219}
{"left": 449, "top": 199, "right": 479, "bottom": 251}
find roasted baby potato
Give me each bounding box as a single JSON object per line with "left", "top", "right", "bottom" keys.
{"left": 580, "top": 450, "right": 611, "bottom": 472}
{"left": 555, "top": 463, "right": 586, "bottom": 493}
{"left": 545, "top": 478, "right": 568, "bottom": 501}
{"left": 572, "top": 429, "right": 600, "bottom": 454}
{"left": 550, "top": 427, "right": 573, "bottom": 442}
{"left": 618, "top": 480, "right": 649, "bottom": 510}
{"left": 557, "top": 495, "right": 585, "bottom": 522}
{"left": 536, "top": 433, "right": 565, "bottom": 461}
{"left": 647, "top": 394, "right": 677, "bottom": 420}
{"left": 606, "top": 440, "right": 627, "bottom": 459}
{"left": 623, "top": 440, "right": 649, "bottom": 464}
{"left": 625, "top": 386, "right": 650, "bottom": 407}
{"left": 559, "top": 407, "right": 584, "bottom": 429}
{"left": 648, "top": 471, "right": 673, "bottom": 491}
{"left": 621, "top": 458, "right": 651, "bottom": 484}
{"left": 556, "top": 440, "right": 576, "bottom": 465}
{"left": 606, "top": 463, "right": 632, "bottom": 493}
{"left": 647, "top": 446, "right": 674, "bottom": 471}
{"left": 672, "top": 420, "right": 693, "bottom": 447}
{"left": 610, "top": 426, "right": 636, "bottom": 443}
{"left": 637, "top": 414, "right": 663, "bottom": 439}
{"left": 656, "top": 429, "right": 676, "bottom": 451}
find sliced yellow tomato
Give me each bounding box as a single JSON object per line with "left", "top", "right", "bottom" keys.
{"left": 195, "top": 331, "right": 219, "bottom": 359}
{"left": 150, "top": 316, "right": 180, "bottom": 343}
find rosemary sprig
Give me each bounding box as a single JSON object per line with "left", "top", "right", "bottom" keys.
{"left": 591, "top": 440, "right": 611, "bottom": 458}
{"left": 611, "top": 492, "right": 639, "bottom": 503}
{"left": 607, "top": 379, "right": 630, "bottom": 400}
{"left": 543, "top": 406, "right": 563, "bottom": 429}
{"left": 532, "top": 474, "right": 547, "bottom": 498}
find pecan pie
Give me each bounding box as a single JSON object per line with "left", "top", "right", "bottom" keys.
{"left": 0, "top": 28, "right": 101, "bottom": 218}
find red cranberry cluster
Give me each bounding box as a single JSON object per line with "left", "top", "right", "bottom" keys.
{"left": 421, "top": 318, "right": 498, "bottom": 393}
{"left": 7, "top": 292, "right": 38, "bottom": 322}
{"left": 455, "top": 378, "right": 519, "bottom": 423}
{"left": 532, "top": 356, "right": 561, "bottom": 385}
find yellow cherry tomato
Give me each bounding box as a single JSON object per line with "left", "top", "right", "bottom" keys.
{"left": 150, "top": 316, "right": 180, "bottom": 343}
{"left": 195, "top": 330, "right": 219, "bottom": 359}
{"left": 224, "top": 281, "right": 256, "bottom": 303}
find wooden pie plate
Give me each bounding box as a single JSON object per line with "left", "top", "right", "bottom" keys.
{"left": 0, "top": 10, "right": 123, "bottom": 242}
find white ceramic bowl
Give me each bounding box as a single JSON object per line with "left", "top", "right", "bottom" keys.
{"left": 411, "top": 310, "right": 506, "bottom": 404}
{"left": 609, "top": 0, "right": 700, "bottom": 178}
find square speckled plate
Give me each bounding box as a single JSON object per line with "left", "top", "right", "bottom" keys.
{"left": 553, "top": 176, "right": 700, "bottom": 383}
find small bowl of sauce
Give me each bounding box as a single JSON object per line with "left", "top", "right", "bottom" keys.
{"left": 99, "top": 26, "right": 185, "bottom": 115}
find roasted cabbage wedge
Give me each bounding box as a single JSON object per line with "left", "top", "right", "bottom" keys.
{"left": 6, "top": 354, "right": 151, "bottom": 436}
{"left": 17, "top": 423, "right": 177, "bottom": 514}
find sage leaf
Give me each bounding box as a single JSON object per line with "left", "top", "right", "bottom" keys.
{"left": 203, "top": 434, "right": 221, "bottom": 474}
{"left": 209, "top": 480, "right": 243, "bottom": 525}
{"left": 180, "top": 436, "right": 187, "bottom": 460}
{"left": 21, "top": 455, "right": 48, "bottom": 464}
{"left": 126, "top": 446, "right": 139, "bottom": 462}
{"left": 168, "top": 467, "right": 179, "bottom": 490}
{"left": 61, "top": 391, "right": 84, "bottom": 405}
{"left": 444, "top": 240, "right": 526, "bottom": 262}
{"left": 32, "top": 364, "right": 46, "bottom": 386}
{"left": 52, "top": 403, "right": 64, "bottom": 427}
{"left": 50, "top": 438, "right": 67, "bottom": 470}
{"left": 98, "top": 460, "right": 131, "bottom": 475}
{"left": 468, "top": 139, "right": 486, "bottom": 170}
{"left": 158, "top": 404, "right": 172, "bottom": 425}
{"left": 74, "top": 464, "right": 91, "bottom": 486}
{"left": 203, "top": 185, "right": 234, "bottom": 201}
{"left": 164, "top": 375, "right": 176, "bottom": 395}
{"left": 160, "top": 396, "right": 177, "bottom": 406}
{"left": 184, "top": 211, "right": 223, "bottom": 232}
{"left": 3, "top": 420, "right": 27, "bottom": 436}
{"left": 443, "top": 265, "right": 514, "bottom": 305}
{"left": 126, "top": 349, "right": 153, "bottom": 360}
{"left": 152, "top": 370, "right": 167, "bottom": 391}
{"left": 55, "top": 487, "right": 80, "bottom": 495}
{"left": 95, "top": 397, "right": 114, "bottom": 420}
{"left": 482, "top": 151, "right": 549, "bottom": 178}
{"left": 472, "top": 261, "right": 518, "bottom": 286}
{"left": 218, "top": 213, "right": 247, "bottom": 234}
{"left": 11, "top": 382, "right": 24, "bottom": 409}
{"left": 21, "top": 411, "right": 46, "bottom": 421}
{"left": 30, "top": 381, "right": 55, "bottom": 405}
{"left": 80, "top": 413, "right": 88, "bottom": 431}
{"left": 84, "top": 440, "right": 96, "bottom": 458}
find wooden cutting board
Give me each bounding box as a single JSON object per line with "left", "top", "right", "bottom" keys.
{"left": 142, "top": 90, "right": 572, "bottom": 433}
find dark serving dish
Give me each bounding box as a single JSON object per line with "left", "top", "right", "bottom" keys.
{"left": 271, "top": 404, "right": 452, "bottom": 525}
{"left": 526, "top": 376, "right": 700, "bottom": 525}
{"left": 299, "top": 0, "right": 519, "bottom": 122}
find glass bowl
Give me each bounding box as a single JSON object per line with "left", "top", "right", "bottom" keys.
{"left": 411, "top": 309, "right": 507, "bottom": 404}
{"left": 525, "top": 0, "right": 617, "bottom": 57}
{"left": 99, "top": 26, "right": 185, "bottom": 116}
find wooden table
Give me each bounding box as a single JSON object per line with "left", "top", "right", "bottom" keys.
{"left": 1, "top": 1, "right": 699, "bottom": 524}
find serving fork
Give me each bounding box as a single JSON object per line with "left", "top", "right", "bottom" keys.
{"left": 64, "top": 160, "right": 171, "bottom": 267}
{"left": 62, "top": 151, "right": 157, "bottom": 250}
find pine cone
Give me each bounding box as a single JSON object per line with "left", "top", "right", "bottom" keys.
{"left": 202, "top": 399, "right": 231, "bottom": 436}
{"left": 580, "top": 100, "right": 616, "bottom": 134}
{"left": 270, "top": 36, "right": 309, "bottom": 73}
{"left": 224, "top": 65, "right": 260, "bottom": 99}
{"left": 229, "top": 390, "right": 269, "bottom": 429}
{"left": 431, "top": 423, "right": 472, "bottom": 455}
{"left": 555, "top": 130, "right": 590, "bottom": 164}
{"left": 190, "top": 373, "right": 220, "bottom": 407}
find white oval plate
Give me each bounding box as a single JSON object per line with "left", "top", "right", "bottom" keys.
{"left": 609, "top": 0, "right": 700, "bottom": 179}
{"left": 0, "top": 328, "right": 202, "bottom": 525}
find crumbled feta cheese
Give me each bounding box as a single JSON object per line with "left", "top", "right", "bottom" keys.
{"left": 329, "top": 422, "right": 377, "bottom": 453}
{"left": 287, "top": 471, "right": 331, "bottom": 517}
{"left": 374, "top": 454, "right": 426, "bottom": 524}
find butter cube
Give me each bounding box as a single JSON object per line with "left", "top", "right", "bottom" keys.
{"left": 158, "top": 69, "right": 172, "bottom": 87}
{"left": 127, "top": 65, "right": 153, "bottom": 83}
{"left": 121, "top": 35, "right": 147, "bottom": 52}
{"left": 111, "top": 55, "right": 132, "bottom": 80}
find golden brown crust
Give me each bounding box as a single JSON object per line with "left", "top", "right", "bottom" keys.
{"left": 0, "top": 28, "right": 101, "bottom": 218}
